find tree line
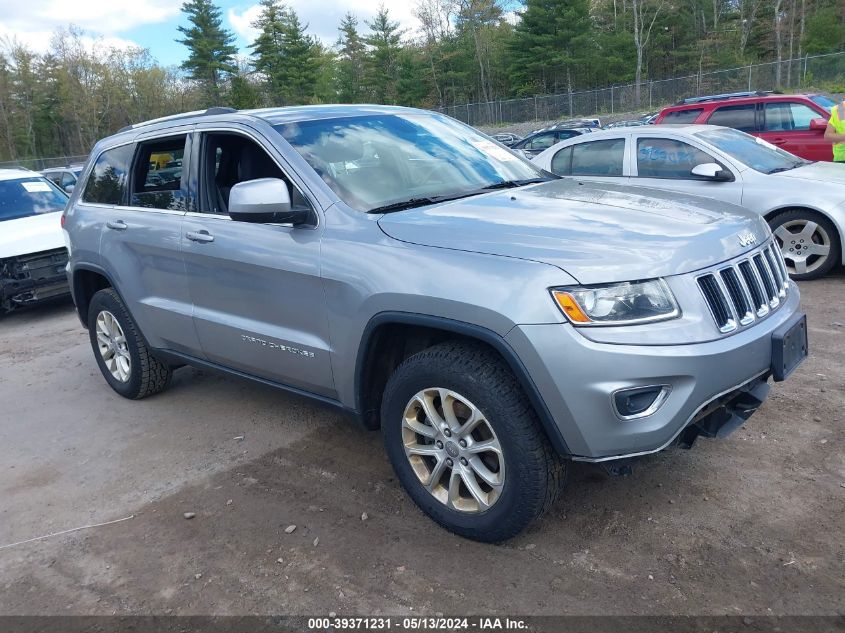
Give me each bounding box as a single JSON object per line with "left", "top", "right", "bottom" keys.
{"left": 1, "top": 0, "right": 843, "bottom": 162}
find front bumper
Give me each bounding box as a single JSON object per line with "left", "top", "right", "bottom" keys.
{"left": 1, "top": 248, "right": 70, "bottom": 312}
{"left": 506, "top": 282, "right": 803, "bottom": 460}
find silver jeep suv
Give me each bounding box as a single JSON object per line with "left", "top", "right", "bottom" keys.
{"left": 63, "top": 105, "right": 807, "bottom": 541}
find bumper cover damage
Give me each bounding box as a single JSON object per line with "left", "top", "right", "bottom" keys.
{"left": 1, "top": 248, "right": 70, "bottom": 312}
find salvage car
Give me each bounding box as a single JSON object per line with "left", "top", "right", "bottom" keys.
{"left": 64, "top": 106, "right": 806, "bottom": 542}
{"left": 533, "top": 124, "right": 845, "bottom": 280}
{"left": 42, "top": 164, "right": 85, "bottom": 193}
{"left": 0, "top": 169, "right": 70, "bottom": 313}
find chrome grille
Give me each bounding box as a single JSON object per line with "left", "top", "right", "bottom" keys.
{"left": 697, "top": 241, "right": 789, "bottom": 334}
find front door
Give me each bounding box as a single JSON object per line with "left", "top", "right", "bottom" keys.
{"left": 758, "top": 101, "right": 833, "bottom": 162}
{"left": 631, "top": 135, "right": 744, "bottom": 205}
{"left": 181, "top": 128, "right": 335, "bottom": 398}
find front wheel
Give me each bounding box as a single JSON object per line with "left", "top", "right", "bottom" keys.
{"left": 381, "top": 342, "right": 565, "bottom": 542}
{"left": 771, "top": 210, "right": 840, "bottom": 280}
{"left": 87, "top": 288, "right": 172, "bottom": 399}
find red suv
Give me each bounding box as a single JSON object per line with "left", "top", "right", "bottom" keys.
{"left": 655, "top": 92, "right": 837, "bottom": 162}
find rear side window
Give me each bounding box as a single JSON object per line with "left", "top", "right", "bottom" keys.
{"left": 661, "top": 109, "right": 703, "bottom": 124}
{"left": 81, "top": 145, "right": 134, "bottom": 205}
{"left": 130, "top": 136, "right": 188, "bottom": 210}
{"left": 763, "top": 102, "right": 821, "bottom": 131}
{"left": 524, "top": 133, "right": 557, "bottom": 151}
{"left": 552, "top": 139, "right": 625, "bottom": 176}
{"left": 707, "top": 104, "right": 757, "bottom": 132}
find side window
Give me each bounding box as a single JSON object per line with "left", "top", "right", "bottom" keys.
{"left": 569, "top": 139, "right": 626, "bottom": 176}
{"left": 526, "top": 133, "right": 556, "bottom": 150}
{"left": 636, "top": 138, "right": 718, "bottom": 179}
{"left": 550, "top": 147, "right": 572, "bottom": 175}
{"left": 130, "top": 136, "right": 188, "bottom": 210}
{"left": 81, "top": 144, "right": 134, "bottom": 205}
{"left": 661, "top": 109, "right": 703, "bottom": 124}
{"left": 764, "top": 102, "right": 821, "bottom": 131}
{"left": 201, "top": 132, "right": 310, "bottom": 215}
{"left": 707, "top": 104, "right": 757, "bottom": 132}
{"left": 45, "top": 173, "right": 62, "bottom": 186}
{"left": 61, "top": 172, "right": 76, "bottom": 188}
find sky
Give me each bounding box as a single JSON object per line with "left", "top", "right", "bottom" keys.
{"left": 0, "top": 0, "right": 424, "bottom": 66}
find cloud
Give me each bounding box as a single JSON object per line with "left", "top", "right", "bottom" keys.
{"left": 0, "top": 0, "right": 178, "bottom": 52}
{"left": 228, "top": 0, "right": 422, "bottom": 49}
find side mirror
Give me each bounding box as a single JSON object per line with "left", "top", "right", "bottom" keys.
{"left": 64, "top": 184, "right": 75, "bottom": 193}
{"left": 691, "top": 162, "right": 732, "bottom": 182}
{"left": 228, "top": 178, "right": 310, "bottom": 225}
{"left": 809, "top": 118, "right": 828, "bottom": 132}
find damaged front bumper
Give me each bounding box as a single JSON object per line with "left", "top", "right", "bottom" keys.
{"left": 1, "top": 248, "right": 70, "bottom": 312}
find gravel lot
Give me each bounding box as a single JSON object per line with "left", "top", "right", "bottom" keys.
{"left": 0, "top": 271, "right": 843, "bottom": 618}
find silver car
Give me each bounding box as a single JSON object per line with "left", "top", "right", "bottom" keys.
{"left": 532, "top": 124, "right": 845, "bottom": 280}
{"left": 63, "top": 106, "right": 806, "bottom": 541}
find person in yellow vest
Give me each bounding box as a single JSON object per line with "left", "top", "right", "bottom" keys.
{"left": 824, "top": 100, "right": 845, "bottom": 163}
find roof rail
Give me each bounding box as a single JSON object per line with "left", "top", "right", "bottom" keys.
{"left": 676, "top": 90, "right": 772, "bottom": 105}
{"left": 117, "top": 106, "right": 238, "bottom": 134}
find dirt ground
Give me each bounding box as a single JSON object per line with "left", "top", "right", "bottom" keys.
{"left": 0, "top": 271, "right": 843, "bottom": 619}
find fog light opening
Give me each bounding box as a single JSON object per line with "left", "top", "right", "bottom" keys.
{"left": 613, "top": 385, "right": 671, "bottom": 420}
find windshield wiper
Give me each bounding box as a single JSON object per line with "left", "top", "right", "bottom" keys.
{"left": 480, "top": 177, "right": 553, "bottom": 190}
{"left": 767, "top": 165, "right": 801, "bottom": 174}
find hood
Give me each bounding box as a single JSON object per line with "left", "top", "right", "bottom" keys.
{"left": 0, "top": 212, "right": 65, "bottom": 259}
{"left": 776, "top": 161, "right": 845, "bottom": 186}
{"left": 377, "top": 179, "right": 770, "bottom": 284}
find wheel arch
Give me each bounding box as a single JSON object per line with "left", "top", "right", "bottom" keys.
{"left": 71, "top": 264, "right": 117, "bottom": 328}
{"left": 354, "top": 312, "right": 571, "bottom": 456}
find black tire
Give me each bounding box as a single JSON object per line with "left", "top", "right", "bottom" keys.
{"left": 770, "top": 209, "right": 841, "bottom": 281}
{"left": 381, "top": 341, "right": 565, "bottom": 542}
{"left": 87, "top": 288, "right": 172, "bottom": 399}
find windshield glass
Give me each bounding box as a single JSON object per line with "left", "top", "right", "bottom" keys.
{"left": 810, "top": 95, "right": 836, "bottom": 109}
{"left": 275, "top": 113, "right": 547, "bottom": 212}
{"left": 0, "top": 177, "right": 68, "bottom": 222}
{"left": 696, "top": 127, "right": 807, "bottom": 174}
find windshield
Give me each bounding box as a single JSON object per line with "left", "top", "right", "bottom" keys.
{"left": 0, "top": 177, "right": 68, "bottom": 222}
{"left": 275, "top": 113, "right": 548, "bottom": 212}
{"left": 696, "top": 127, "right": 807, "bottom": 174}
{"left": 810, "top": 95, "right": 836, "bottom": 109}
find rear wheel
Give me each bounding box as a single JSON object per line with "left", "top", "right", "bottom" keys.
{"left": 381, "top": 341, "right": 565, "bottom": 542}
{"left": 87, "top": 288, "right": 172, "bottom": 399}
{"left": 770, "top": 210, "right": 840, "bottom": 280}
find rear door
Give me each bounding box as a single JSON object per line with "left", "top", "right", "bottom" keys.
{"left": 181, "top": 125, "right": 335, "bottom": 398}
{"left": 631, "top": 134, "right": 744, "bottom": 204}
{"left": 93, "top": 130, "right": 202, "bottom": 355}
{"left": 547, "top": 137, "right": 630, "bottom": 185}
{"left": 759, "top": 100, "right": 832, "bottom": 161}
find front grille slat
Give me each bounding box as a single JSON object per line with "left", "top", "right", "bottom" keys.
{"left": 698, "top": 240, "right": 788, "bottom": 334}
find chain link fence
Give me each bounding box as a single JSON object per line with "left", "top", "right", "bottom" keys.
{"left": 437, "top": 51, "right": 845, "bottom": 127}
{"left": 0, "top": 155, "right": 89, "bottom": 172}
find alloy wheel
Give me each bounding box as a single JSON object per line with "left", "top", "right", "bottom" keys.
{"left": 401, "top": 388, "right": 504, "bottom": 513}
{"left": 774, "top": 220, "right": 832, "bottom": 276}
{"left": 95, "top": 310, "right": 132, "bottom": 383}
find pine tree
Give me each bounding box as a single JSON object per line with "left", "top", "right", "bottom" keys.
{"left": 364, "top": 6, "right": 404, "bottom": 104}
{"left": 176, "top": 0, "right": 238, "bottom": 105}
{"left": 250, "top": 0, "right": 287, "bottom": 104}
{"left": 278, "top": 9, "right": 319, "bottom": 104}
{"left": 336, "top": 12, "right": 366, "bottom": 102}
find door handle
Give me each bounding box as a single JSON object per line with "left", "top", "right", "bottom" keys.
{"left": 106, "top": 220, "right": 127, "bottom": 231}
{"left": 770, "top": 138, "right": 787, "bottom": 145}
{"left": 185, "top": 230, "right": 214, "bottom": 243}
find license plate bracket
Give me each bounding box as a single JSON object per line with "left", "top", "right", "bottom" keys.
{"left": 771, "top": 313, "right": 807, "bottom": 382}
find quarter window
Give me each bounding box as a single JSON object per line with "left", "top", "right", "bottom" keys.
{"left": 636, "top": 138, "right": 719, "bottom": 179}
{"left": 130, "top": 136, "right": 188, "bottom": 210}
{"left": 707, "top": 104, "right": 757, "bottom": 132}
{"left": 763, "top": 102, "right": 821, "bottom": 131}
{"left": 81, "top": 145, "right": 133, "bottom": 205}
{"left": 661, "top": 109, "right": 703, "bottom": 124}
{"left": 552, "top": 139, "right": 625, "bottom": 176}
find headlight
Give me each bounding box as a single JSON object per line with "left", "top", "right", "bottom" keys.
{"left": 551, "top": 279, "right": 680, "bottom": 326}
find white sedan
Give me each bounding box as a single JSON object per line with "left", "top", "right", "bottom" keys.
{"left": 532, "top": 124, "right": 845, "bottom": 280}
{"left": 0, "top": 169, "right": 70, "bottom": 312}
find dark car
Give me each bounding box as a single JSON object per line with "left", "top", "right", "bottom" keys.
{"left": 490, "top": 132, "right": 523, "bottom": 147}
{"left": 511, "top": 127, "right": 593, "bottom": 157}
{"left": 654, "top": 92, "right": 835, "bottom": 161}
